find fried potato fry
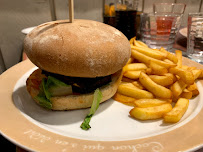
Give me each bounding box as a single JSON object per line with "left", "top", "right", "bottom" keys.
{"left": 180, "top": 89, "right": 192, "bottom": 99}
{"left": 159, "top": 47, "right": 178, "bottom": 63}
{"left": 191, "top": 89, "right": 199, "bottom": 97}
{"left": 113, "top": 93, "right": 135, "bottom": 106}
{"left": 137, "top": 41, "right": 149, "bottom": 48}
{"left": 117, "top": 83, "right": 154, "bottom": 99}
{"left": 169, "top": 67, "right": 194, "bottom": 85}
{"left": 192, "top": 69, "right": 202, "bottom": 80}
{"left": 139, "top": 72, "right": 172, "bottom": 99}
{"left": 132, "top": 81, "right": 144, "bottom": 89}
{"left": 158, "top": 47, "right": 168, "bottom": 54}
{"left": 131, "top": 49, "right": 176, "bottom": 69}
{"left": 164, "top": 98, "right": 189, "bottom": 123}
{"left": 130, "top": 103, "right": 172, "bottom": 120}
{"left": 198, "top": 69, "right": 203, "bottom": 78}
{"left": 149, "top": 61, "right": 168, "bottom": 75}
{"left": 129, "top": 37, "right": 136, "bottom": 45}
{"left": 175, "top": 50, "right": 182, "bottom": 67}
{"left": 164, "top": 73, "right": 177, "bottom": 82}
{"left": 126, "top": 57, "right": 135, "bottom": 65}
{"left": 122, "top": 77, "right": 134, "bottom": 82}
{"left": 170, "top": 79, "right": 187, "bottom": 99}
{"left": 123, "top": 71, "right": 142, "bottom": 79}
{"left": 181, "top": 65, "right": 197, "bottom": 71}
{"left": 149, "top": 75, "right": 174, "bottom": 86}
{"left": 187, "top": 83, "right": 199, "bottom": 97}
{"left": 146, "top": 68, "right": 152, "bottom": 75}
{"left": 134, "top": 99, "right": 171, "bottom": 108}
{"left": 163, "top": 59, "right": 175, "bottom": 64}
{"left": 123, "top": 63, "right": 147, "bottom": 72}
{"left": 133, "top": 39, "right": 145, "bottom": 48}
{"left": 167, "top": 51, "right": 178, "bottom": 64}
{"left": 131, "top": 45, "right": 165, "bottom": 60}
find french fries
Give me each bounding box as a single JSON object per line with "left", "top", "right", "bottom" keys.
{"left": 122, "top": 77, "right": 134, "bottom": 82}
{"left": 129, "top": 37, "right": 135, "bottom": 45}
{"left": 137, "top": 40, "right": 149, "bottom": 48}
{"left": 164, "top": 98, "right": 189, "bottom": 123}
{"left": 192, "top": 69, "right": 202, "bottom": 80}
{"left": 198, "top": 69, "right": 203, "bottom": 78}
{"left": 114, "top": 38, "right": 202, "bottom": 123}
{"left": 169, "top": 67, "right": 195, "bottom": 85}
{"left": 132, "top": 81, "right": 144, "bottom": 89}
{"left": 149, "top": 61, "right": 168, "bottom": 75}
{"left": 149, "top": 75, "right": 174, "bottom": 86}
{"left": 113, "top": 93, "right": 135, "bottom": 106}
{"left": 180, "top": 89, "right": 193, "bottom": 99}
{"left": 126, "top": 57, "right": 135, "bottom": 65}
{"left": 117, "top": 83, "right": 154, "bottom": 99}
{"left": 130, "top": 103, "right": 172, "bottom": 120}
{"left": 131, "top": 45, "right": 165, "bottom": 60}
{"left": 131, "top": 49, "right": 176, "bottom": 68}
{"left": 170, "top": 79, "right": 187, "bottom": 99}
{"left": 175, "top": 50, "right": 182, "bottom": 67}
{"left": 187, "top": 83, "right": 199, "bottom": 96}
{"left": 133, "top": 39, "right": 145, "bottom": 48}
{"left": 123, "top": 63, "right": 147, "bottom": 72}
{"left": 139, "top": 72, "right": 172, "bottom": 99}
{"left": 160, "top": 47, "right": 178, "bottom": 64}
{"left": 123, "top": 71, "right": 142, "bottom": 79}
{"left": 133, "top": 99, "right": 171, "bottom": 108}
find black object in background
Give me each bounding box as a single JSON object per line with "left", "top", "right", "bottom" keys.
{"left": 0, "top": 135, "right": 16, "bottom": 152}
{"left": 115, "top": 10, "right": 137, "bottom": 40}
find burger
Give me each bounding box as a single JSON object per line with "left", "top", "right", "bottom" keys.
{"left": 24, "top": 19, "right": 131, "bottom": 112}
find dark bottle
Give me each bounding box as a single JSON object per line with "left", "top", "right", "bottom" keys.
{"left": 103, "top": 16, "right": 116, "bottom": 27}
{"left": 103, "top": 2, "right": 116, "bottom": 27}
{"left": 115, "top": 10, "right": 137, "bottom": 40}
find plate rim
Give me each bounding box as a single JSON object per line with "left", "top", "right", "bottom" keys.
{"left": 21, "top": 26, "right": 36, "bottom": 35}
{"left": 0, "top": 59, "right": 203, "bottom": 152}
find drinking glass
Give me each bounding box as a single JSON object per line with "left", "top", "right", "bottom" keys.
{"left": 140, "top": 13, "right": 183, "bottom": 51}
{"left": 153, "top": 3, "right": 186, "bottom": 15}
{"left": 103, "top": 0, "right": 116, "bottom": 27}
{"left": 187, "top": 13, "right": 203, "bottom": 64}
{"left": 103, "top": 0, "right": 139, "bottom": 40}
{"left": 114, "top": 0, "right": 139, "bottom": 40}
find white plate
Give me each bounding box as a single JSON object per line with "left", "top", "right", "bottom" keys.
{"left": 21, "top": 26, "right": 36, "bottom": 35}
{"left": 0, "top": 59, "right": 203, "bottom": 152}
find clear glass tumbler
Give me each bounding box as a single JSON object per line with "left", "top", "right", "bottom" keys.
{"left": 140, "top": 13, "right": 183, "bottom": 51}
{"left": 187, "top": 13, "right": 203, "bottom": 64}
{"left": 153, "top": 3, "right": 186, "bottom": 15}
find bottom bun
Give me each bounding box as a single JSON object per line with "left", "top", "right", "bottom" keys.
{"left": 26, "top": 69, "right": 122, "bottom": 110}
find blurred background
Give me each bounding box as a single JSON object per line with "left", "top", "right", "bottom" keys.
{"left": 0, "top": 0, "right": 202, "bottom": 69}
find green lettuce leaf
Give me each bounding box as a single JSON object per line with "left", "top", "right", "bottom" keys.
{"left": 35, "top": 76, "right": 72, "bottom": 109}
{"left": 46, "top": 76, "right": 70, "bottom": 87}
{"left": 80, "top": 88, "right": 103, "bottom": 130}
{"left": 46, "top": 76, "right": 72, "bottom": 96}
{"left": 42, "top": 78, "right": 51, "bottom": 100}
{"left": 34, "top": 95, "right": 52, "bottom": 109}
